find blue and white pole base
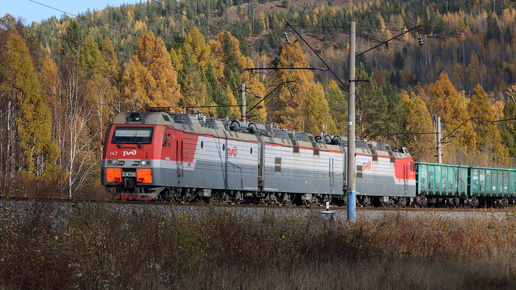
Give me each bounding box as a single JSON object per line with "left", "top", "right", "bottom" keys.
{"left": 347, "top": 191, "right": 356, "bottom": 221}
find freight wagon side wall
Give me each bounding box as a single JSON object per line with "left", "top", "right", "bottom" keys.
{"left": 469, "top": 167, "right": 516, "bottom": 197}
{"left": 415, "top": 162, "right": 469, "bottom": 197}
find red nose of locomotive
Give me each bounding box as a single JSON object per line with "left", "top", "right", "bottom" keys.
{"left": 101, "top": 112, "right": 163, "bottom": 200}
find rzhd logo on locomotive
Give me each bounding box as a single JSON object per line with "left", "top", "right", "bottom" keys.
{"left": 123, "top": 150, "right": 137, "bottom": 157}
{"left": 363, "top": 160, "right": 372, "bottom": 170}
{"left": 227, "top": 146, "right": 237, "bottom": 157}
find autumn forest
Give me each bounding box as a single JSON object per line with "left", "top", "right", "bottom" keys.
{"left": 1, "top": 0, "right": 516, "bottom": 198}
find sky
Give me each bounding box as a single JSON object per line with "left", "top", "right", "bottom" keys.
{"left": 2, "top": 0, "right": 144, "bottom": 24}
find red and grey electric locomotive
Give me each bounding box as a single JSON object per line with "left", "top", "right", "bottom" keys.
{"left": 101, "top": 109, "right": 416, "bottom": 205}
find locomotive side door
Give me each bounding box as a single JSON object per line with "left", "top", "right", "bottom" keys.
{"left": 329, "top": 157, "right": 335, "bottom": 189}
{"left": 404, "top": 163, "right": 409, "bottom": 192}
{"left": 176, "top": 132, "right": 184, "bottom": 180}
{"left": 162, "top": 129, "right": 173, "bottom": 161}
{"left": 257, "top": 137, "right": 265, "bottom": 191}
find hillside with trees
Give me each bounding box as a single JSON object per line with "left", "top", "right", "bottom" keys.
{"left": 1, "top": 0, "right": 516, "bottom": 197}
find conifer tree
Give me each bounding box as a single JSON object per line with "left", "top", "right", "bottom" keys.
{"left": 298, "top": 83, "right": 337, "bottom": 134}
{"left": 325, "top": 80, "right": 347, "bottom": 132}
{"left": 178, "top": 48, "right": 208, "bottom": 110}
{"left": 355, "top": 64, "right": 401, "bottom": 140}
{"left": 78, "top": 33, "right": 100, "bottom": 77}
{"left": 468, "top": 84, "right": 509, "bottom": 166}
{"left": 184, "top": 26, "right": 211, "bottom": 69}
{"left": 123, "top": 31, "right": 181, "bottom": 111}
{"left": 98, "top": 36, "right": 121, "bottom": 86}
{"left": 425, "top": 72, "right": 476, "bottom": 163}
{"left": 273, "top": 36, "right": 313, "bottom": 128}
{"left": 400, "top": 88, "right": 435, "bottom": 162}
{"left": 1, "top": 32, "right": 58, "bottom": 176}
{"left": 207, "top": 31, "right": 262, "bottom": 118}
{"left": 62, "top": 20, "right": 82, "bottom": 59}
{"left": 499, "top": 101, "right": 516, "bottom": 159}
{"left": 204, "top": 61, "right": 230, "bottom": 116}
{"left": 87, "top": 37, "right": 120, "bottom": 149}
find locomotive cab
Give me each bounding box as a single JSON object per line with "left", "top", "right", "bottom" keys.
{"left": 102, "top": 112, "right": 174, "bottom": 200}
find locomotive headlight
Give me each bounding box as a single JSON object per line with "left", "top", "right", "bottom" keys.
{"left": 107, "top": 159, "right": 118, "bottom": 166}
{"left": 141, "top": 160, "right": 151, "bottom": 166}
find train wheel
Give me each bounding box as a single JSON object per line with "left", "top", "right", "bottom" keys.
{"left": 454, "top": 197, "right": 461, "bottom": 207}
{"left": 279, "top": 193, "right": 294, "bottom": 206}
{"left": 416, "top": 195, "right": 428, "bottom": 207}
{"left": 468, "top": 197, "right": 479, "bottom": 208}
{"left": 497, "top": 198, "right": 509, "bottom": 208}
{"left": 396, "top": 197, "right": 409, "bottom": 208}
{"left": 180, "top": 188, "right": 197, "bottom": 203}
{"left": 446, "top": 197, "right": 458, "bottom": 208}
{"left": 357, "top": 196, "right": 371, "bottom": 207}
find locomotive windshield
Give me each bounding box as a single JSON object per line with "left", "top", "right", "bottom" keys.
{"left": 111, "top": 127, "right": 154, "bottom": 144}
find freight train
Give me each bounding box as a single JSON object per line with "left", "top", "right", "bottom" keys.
{"left": 101, "top": 109, "right": 516, "bottom": 207}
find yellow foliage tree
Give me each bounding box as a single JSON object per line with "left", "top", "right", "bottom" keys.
{"left": 226, "top": 85, "right": 240, "bottom": 117}
{"left": 123, "top": 31, "right": 181, "bottom": 111}
{"left": 491, "top": 99, "right": 505, "bottom": 121}
{"left": 273, "top": 37, "right": 314, "bottom": 129}
{"left": 399, "top": 89, "right": 435, "bottom": 162}
{"left": 207, "top": 31, "right": 244, "bottom": 82}
{"left": 468, "top": 84, "right": 509, "bottom": 166}
{"left": 298, "top": 82, "right": 336, "bottom": 134}
{"left": 240, "top": 55, "right": 266, "bottom": 121}
{"left": 425, "top": 72, "right": 477, "bottom": 164}
{"left": 184, "top": 26, "right": 211, "bottom": 69}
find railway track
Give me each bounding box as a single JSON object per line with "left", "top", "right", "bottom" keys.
{"left": 1, "top": 195, "right": 513, "bottom": 214}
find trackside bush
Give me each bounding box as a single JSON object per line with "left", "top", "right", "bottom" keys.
{"left": 1, "top": 203, "right": 516, "bottom": 289}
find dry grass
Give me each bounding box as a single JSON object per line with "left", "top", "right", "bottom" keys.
{"left": 1, "top": 202, "right": 516, "bottom": 289}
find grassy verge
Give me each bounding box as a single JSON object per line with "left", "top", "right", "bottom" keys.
{"left": 1, "top": 202, "right": 515, "bottom": 289}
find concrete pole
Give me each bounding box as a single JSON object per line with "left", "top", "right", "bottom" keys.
{"left": 347, "top": 22, "right": 356, "bottom": 221}
{"left": 241, "top": 84, "right": 246, "bottom": 121}
{"left": 437, "top": 116, "right": 442, "bottom": 163}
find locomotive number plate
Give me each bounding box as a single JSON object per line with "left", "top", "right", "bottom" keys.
{"left": 122, "top": 172, "right": 137, "bottom": 177}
